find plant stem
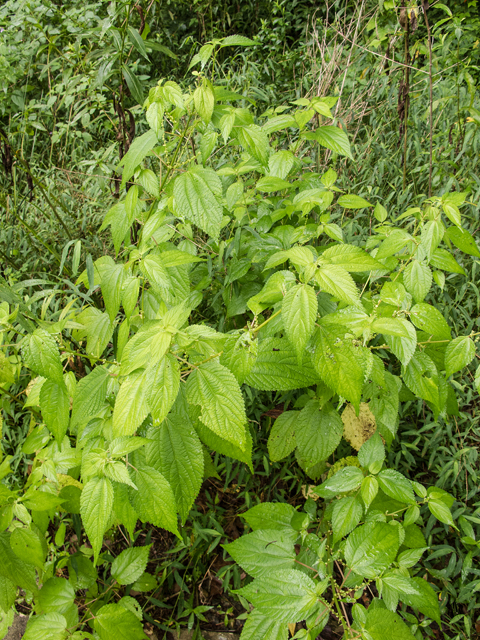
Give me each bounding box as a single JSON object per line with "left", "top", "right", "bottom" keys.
{"left": 402, "top": 14, "right": 410, "bottom": 191}
{"left": 423, "top": 0, "right": 434, "bottom": 197}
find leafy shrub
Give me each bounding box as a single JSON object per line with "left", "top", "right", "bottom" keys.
{"left": 0, "top": 34, "right": 479, "bottom": 640}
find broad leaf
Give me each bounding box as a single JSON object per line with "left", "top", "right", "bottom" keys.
{"left": 363, "top": 607, "right": 416, "bottom": 640}
{"left": 71, "top": 366, "right": 110, "bottom": 428}
{"left": 444, "top": 336, "right": 475, "bottom": 378}
{"left": 112, "top": 369, "right": 150, "bottom": 438}
{"left": 377, "top": 470, "right": 415, "bottom": 504}
{"left": 174, "top": 166, "right": 223, "bottom": 238}
{"left": 111, "top": 545, "right": 151, "bottom": 585}
{"left": 94, "top": 603, "right": 147, "bottom": 640}
{"left": 315, "top": 265, "right": 359, "bottom": 305}
{"left": 403, "top": 260, "right": 432, "bottom": 303}
{"left": 80, "top": 477, "right": 114, "bottom": 563}
{"left": 345, "top": 522, "right": 400, "bottom": 578}
{"left": 130, "top": 466, "right": 179, "bottom": 536}
{"left": 243, "top": 503, "right": 296, "bottom": 531}
{"left": 295, "top": 400, "right": 343, "bottom": 468}
{"left": 267, "top": 410, "right": 297, "bottom": 461}
{"left": 40, "top": 379, "right": 70, "bottom": 444}
{"left": 23, "top": 329, "right": 64, "bottom": 386}
{"left": 118, "top": 129, "right": 157, "bottom": 189}
{"left": 282, "top": 284, "right": 317, "bottom": 360}
{"left": 224, "top": 530, "right": 295, "bottom": 578}
{"left": 306, "top": 125, "right": 353, "bottom": 159}
{"left": 147, "top": 354, "right": 181, "bottom": 424}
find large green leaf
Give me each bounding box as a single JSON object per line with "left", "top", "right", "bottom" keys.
{"left": 444, "top": 336, "right": 476, "bottom": 378}
{"left": 80, "top": 477, "right": 114, "bottom": 563}
{"left": 245, "top": 337, "right": 319, "bottom": 391}
{"left": 111, "top": 545, "right": 151, "bottom": 585}
{"left": 394, "top": 577, "right": 441, "bottom": 623}
{"left": 237, "top": 124, "right": 270, "bottom": 165}
{"left": 0, "top": 533, "right": 38, "bottom": 593}
{"left": 11, "top": 527, "right": 45, "bottom": 570}
{"left": 173, "top": 166, "right": 223, "bottom": 238}
{"left": 295, "top": 400, "right": 343, "bottom": 467}
{"left": 194, "top": 418, "right": 253, "bottom": 469}
{"left": 240, "top": 610, "right": 288, "bottom": 640}
{"left": 146, "top": 415, "right": 204, "bottom": 523}
{"left": 186, "top": 360, "right": 247, "bottom": 450}
{"left": 40, "top": 379, "right": 70, "bottom": 444}
{"left": 332, "top": 496, "right": 363, "bottom": 543}
{"left": 321, "top": 244, "right": 384, "bottom": 272}
{"left": 147, "top": 354, "right": 180, "bottom": 425}
{"left": 267, "top": 410, "right": 297, "bottom": 461}
{"left": 403, "top": 353, "right": 439, "bottom": 407}
{"left": 71, "top": 365, "right": 110, "bottom": 428}
{"left": 377, "top": 470, "right": 415, "bottom": 504}
{"left": 310, "top": 326, "right": 364, "bottom": 410}
{"left": 242, "top": 503, "right": 296, "bottom": 531}
{"left": 410, "top": 303, "right": 451, "bottom": 340}
{"left": 94, "top": 603, "right": 147, "bottom": 640}
{"left": 220, "top": 332, "right": 258, "bottom": 385}
{"left": 445, "top": 226, "right": 480, "bottom": 257}
{"left": 224, "top": 530, "right": 295, "bottom": 578}
{"left": 429, "top": 248, "right": 465, "bottom": 274}
{"left": 403, "top": 260, "right": 432, "bottom": 303}
{"left": 129, "top": 466, "right": 179, "bottom": 536}
{"left": 237, "top": 569, "right": 317, "bottom": 624}
{"left": 22, "top": 329, "right": 64, "bottom": 386}
{"left": 363, "top": 607, "right": 416, "bottom": 640}
{"left": 282, "top": 284, "right": 317, "bottom": 360}
{"left": 101, "top": 263, "right": 125, "bottom": 321}
{"left": 23, "top": 613, "right": 67, "bottom": 640}
{"left": 345, "top": 522, "right": 400, "bottom": 578}
{"left": 384, "top": 320, "right": 417, "bottom": 367}
{"left": 118, "top": 129, "right": 157, "bottom": 188}
{"left": 315, "top": 265, "right": 359, "bottom": 305}
{"left": 305, "top": 125, "right": 353, "bottom": 160}
{"left": 112, "top": 369, "right": 150, "bottom": 438}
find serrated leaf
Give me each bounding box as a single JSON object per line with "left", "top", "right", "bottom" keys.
{"left": 186, "top": 361, "right": 247, "bottom": 450}
{"left": 71, "top": 366, "right": 110, "bottom": 428}
{"left": 11, "top": 528, "right": 45, "bottom": 570}
{"left": 428, "top": 498, "right": 455, "bottom": 526}
{"left": 237, "top": 125, "right": 270, "bottom": 166}
{"left": 245, "top": 337, "right": 319, "bottom": 391}
{"left": 364, "top": 607, "right": 416, "bottom": 640}
{"left": 256, "top": 176, "right": 292, "bottom": 192}
{"left": 118, "top": 129, "right": 157, "bottom": 189}
{"left": 111, "top": 545, "right": 151, "bottom": 585}
{"left": 337, "top": 194, "right": 371, "bottom": 209}
{"left": 445, "top": 226, "right": 480, "bottom": 257}
{"left": 400, "top": 577, "right": 441, "bottom": 623}
{"left": 112, "top": 369, "right": 150, "bottom": 438}
{"left": 403, "top": 260, "right": 432, "bottom": 303}
{"left": 0, "top": 533, "right": 37, "bottom": 593}
{"left": 220, "top": 332, "right": 258, "bottom": 385}
{"left": 444, "top": 336, "right": 475, "bottom": 377}
{"left": 101, "top": 264, "right": 125, "bottom": 322}
{"left": 429, "top": 247, "right": 465, "bottom": 274}
{"left": 311, "top": 326, "right": 364, "bottom": 410}
{"left": 240, "top": 610, "right": 288, "bottom": 640}
{"left": 442, "top": 202, "right": 461, "bottom": 228}
{"left": 40, "top": 380, "right": 70, "bottom": 444}
{"left": 314, "top": 467, "right": 364, "bottom": 498}
{"left": 403, "top": 353, "right": 439, "bottom": 407}
{"left": 322, "top": 244, "right": 384, "bottom": 272}
{"left": 147, "top": 354, "right": 180, "bottom": 425}
{"left": 421, "top": 219, "right": 444, "bottom": 260}
{"left": 375, "top": 229, "right": 412, "bottom": 260}
{"left": 80, "top": 477, "right": 114, "bottom": 563}
{"left": 225, "top": 530, "right": 295, "bottom": 578}
{"left": 262, "top": 115, "right": 297, "bottom": 135}
{"left": 23, "top": 613, "right": 67, "bottom": 640}
{"left": 345, "top": 522, "right": 400, "bottom": 578}
{"left": 282, "top": 284, "right": 317, "bottom": 360}
{"left": 194, "top": 80, "right": 215, "bottom": 124}
{"left": 195, "top": 419, "right": 253, "bottom": 469}
{"left": 130, "top": 466, "right": 179, "bottom": 536}
{"left": 94, "top": 602, "right": 147, "bottom": 640}
{"left": 268, "top": 411, "right": 297, "bottom": 461}
{"left": 315, "top": 265, "right": 359, "bottom": 305}
{"left": 146, "top": 415, "right": 203, "bottom": 523}
{"left": 305, "top": 125, "right": 353, "bottom": 159}
{"left": 221, "top": 35, "right": 258, "bottom": 47}
{"left": 23, "top": 329, "right": 64, "bottom": 386}
{"left": 37, "top": 577, "right": 75, "bottom": 613}
{"left": 410, "top": 303, "right": 451, "bottom": 340}
{"left": 243, "top": 503, "right": 296, "bottom": 531}
{"left": 295, "top": 400, "right": 343, "bottom": 468}
{"left": 358, "top": 432, "right": 385, "bottom": 468}
{"left": 332, "top": 496, "right": 363, "bottom": 543}
{"left": 174, "top": 166, "right": 223, "bottom": 238}
{"left": 377, "top": 470, "right": 415, "bottom": 504}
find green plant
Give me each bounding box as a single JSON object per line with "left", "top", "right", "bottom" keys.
{"left": 1, "top": 30, "right": 480, "bottom": 640}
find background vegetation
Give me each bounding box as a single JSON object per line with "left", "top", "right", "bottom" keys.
{"left": 1, "top": 0, "right": 480, "bottom": 639}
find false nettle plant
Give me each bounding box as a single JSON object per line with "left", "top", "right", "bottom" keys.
{"left": 0, "top": 35, "right": 478, "bottom": 639}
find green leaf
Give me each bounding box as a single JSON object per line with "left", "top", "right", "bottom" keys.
{"left": 237, "top": 125, "right": 270, "bottom": 166}
{"left": 94, "top": 603, "right": 147, "bottom": 640}
{"left": 111, "top": 545, "right": 151, "bottom": 585}
{"left": 377, "top": 470, "right": 416, "bottom": 504}
{"left": 332, "top": 496, "right": 363, "bottom": 543}
{"left": 256, "top": 176, "right": 292, "bottom": 192}
{"left": 23, "top": 613, "right": 67, "bottom": 640}
{"left": 267, "top": 411, "right": 297, "bottom": 462}
{"left": 306, "top": 125, "right": 353, "bottom": 159}
{"left": 361, "top": 476, "right": 379, "bottom": 509}
{"left": 374, "top": 203, "right": 388, "bottom": 222}
{"left": 245, "top": 337, "right": 319, "bottom": 391}
{"left": 428, "top": 498, "right": 455, "bottom": 527}
{"left": 224, "top": 530, "right": 295, "bottom": 578}
{"left": 39, "top": 380, "right": 69, "bottom": 444}
{"left": 384, "top": 321, "right": 417, "bottom": 367}
{"left": 429, "top": 247, "right": 465, "bottom": 274}
{"left": 445, "top": 226, "right": 480, "bottom": 258}
{"left": 80, "top": 477, "right": 114, "bottom": 563}
{"left": 237, "top": 569, "right": 317, "bottom": 624}
{"left": 186, "top": 361, "right": 247, "bottom": 450}
{"left": 147, "top": 355, "right": 180, "bottom": 425}
{"left": 337, "top": 194, "right": 372, "bottom": 209}
{"left": 282, "top": 284, "right": 317, "bottom": 360}
{"left": 444, "top": 336, "right": 476, "bottom": 377}
{"left": 113, "top": 483, "right": 138, "bottom": 538}
{"left": 140, "top": 253, "right": 171, "bottom": 292}
{"left": 399, "top": 577, "right": 441, "bottom": 623}
{"left": 11, "top": 527, "right": 45, "bottom": 570}
{"left": 375, "top": 229, "right": 412, "bottom": 260}
{"left": 315, "top": 265, "right": 359, "bottom": 305}
{"left": 358, "top": 432, "right": 385, "bottom": 468}
{"left": 262, "top": 115, "right": 297, "bottom": 135}
{"left": 363, "top": 607, "right": 416, "bottom": 640}
{"left": 23, "top": 329, "right": 63, "bottom": 386}
{"left": 403, "top": 353, "right": 439, "bottom": 407}
{"left": 112, "top": 369, "right": 150, "bottom": 438}
{"left": 221, "top": 35, "right": 258, "bottom": 47}
{"left": 0, "top": 575, "right": 16, "bottom": 613}
{"left": 315, "top": 467, "right": 364, "bottom": 498}
{"left": 122, "top": 65, "right": 144, "bottom": 105}
{"left": 130, "top": 466, "right": 179, "bottom": 536}
{"left": 321, "top": 244, "right": 384, "bottom": 272}
{"left": 220, "top": 332, "right": 258, "bottom": 385}
{"left": 240, "top": 610, "right": 288, "bottom": 640}
{"left": 310, "top": 326, "right": 364, "bottom": 410}
{"left": 37, "top": 577, "right": 75, "bottom": 614}
{"left": 421, "top": 219, "right": 444, "bottom": 260}
{"left": 101, "top": 263, "right": 125, "bottom": 322}
{"left": 71, "top": 366, "right": 110, "bottom": 428}
{"left": 410, "top": 303, "right": 451, "bottom": 340}
{"left": 345, "top": 522, "right": 400, "bottom": 578}
{"left": 243, "top": 503, "right": 296, "bottom": 531}
{"left": 442, "top": 202, "right": 461, "bottom": 228}
{"left": 174, "top": 166, "right": 223, "bottom": 239}
{"left": 146, "top": 415, "right": 203, "bottom": 523}
{"left": 0, "top": 533, "right": 38, "bottom": 593}
{"left": 195, "top": 419, "right": 253, "bottom": 469}
{"left": 372, "top": 317, "right": 414, "bottom": 339}
{"left": 403, "top": 260, "right": 432, "bottom": 303}
{"left": 194, "top": 80, "right": 215, "bottom": 124}
{"left": 295, "top": 400, "right": 343, "bottom": 468}
{"left": 118, "top": 129, "right": 157, "bottom": 189}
